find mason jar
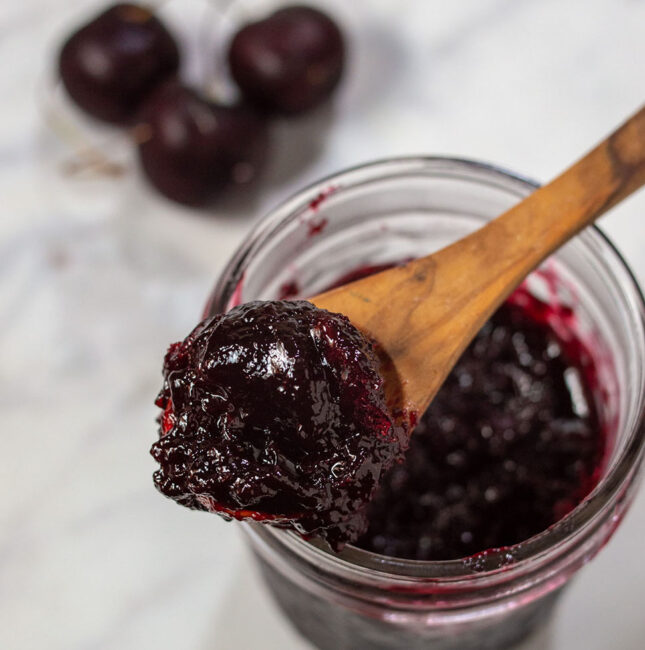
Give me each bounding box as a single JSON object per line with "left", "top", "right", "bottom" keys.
{"left": 205, "top": 157, "right": 645, "bottom": 650}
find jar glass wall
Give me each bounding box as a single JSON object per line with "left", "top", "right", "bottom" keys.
{"left": 206, "top": 158, "right": 645, "bottom": 650}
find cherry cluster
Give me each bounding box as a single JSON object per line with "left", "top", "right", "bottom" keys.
{"left": 58, "top": 3, "right": 345, "bottom": 206}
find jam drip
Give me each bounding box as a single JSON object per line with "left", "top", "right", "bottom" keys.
{"left": 151, "top": 300, "right": 406, "bottom": 549}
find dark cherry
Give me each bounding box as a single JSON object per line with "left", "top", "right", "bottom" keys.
{"left": 151, "top": 300, "right": 406, "bottom": 549}
{"left": 228, "top": 5, "right": 345, "bottom": 114}
{"left": 59, "top": 3, "right": 180, "bottom": 124}
{"left": 136, "top": 82, "right": 269, "bottom": 206}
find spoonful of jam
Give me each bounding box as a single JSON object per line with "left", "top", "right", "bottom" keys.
{"left": 151, "top": 105, "right": 645, "bottom": 549}
{"left": 151, "top": 300, "right": 408, "bottom": 549}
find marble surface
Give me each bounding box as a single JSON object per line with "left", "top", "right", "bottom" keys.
{"left": 1, "top": 0, "right": 644, "bottom": 648}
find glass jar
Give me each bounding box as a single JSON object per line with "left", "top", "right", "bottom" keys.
{"left": 206, "top": 157, "right": 645, "bottom": 650}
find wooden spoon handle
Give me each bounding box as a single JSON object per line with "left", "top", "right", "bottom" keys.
{"left": 312, "top": 106, "right": 645, "bottom": 416}
{"left": 478, "top": 104, "right": 645, "bottom": 274}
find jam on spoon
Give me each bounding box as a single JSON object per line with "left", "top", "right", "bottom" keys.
{"left": 151, "top": 300, "right": 407, "bottom": 549}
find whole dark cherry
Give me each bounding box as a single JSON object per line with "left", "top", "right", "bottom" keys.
{"left": 228, "top": 5, "right": 346, "bottom": 114}
{"left": 59, "top": 3, "right": 180, "bottom": 124}
{"left": 136, "top": 81, "right": 269, "bottom": 206}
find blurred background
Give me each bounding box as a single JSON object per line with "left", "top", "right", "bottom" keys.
{"left": 1, "top": 0, "right": 644, "bottom": 648}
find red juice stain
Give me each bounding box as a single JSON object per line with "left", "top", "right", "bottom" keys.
{"left": 302, "top": 186, "right": 338, "bottom": 237}
{"left": 278, "top": 280, "right": 301, "bottom": 300}
{"left": 308, "top": 185, "right": 338, "bottom": 212}
{"left": 307, "top": 217, "right": 328, "bottom": 236}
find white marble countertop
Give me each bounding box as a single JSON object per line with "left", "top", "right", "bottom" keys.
{"left": 1, "top": 0, "right": 644, "bottom": 648}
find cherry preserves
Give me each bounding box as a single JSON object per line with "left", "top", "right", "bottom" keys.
{"left": 151, "top": 300, "right": 406, "bottom": 549}
{"left": 356, "top": 294, "right": 604, "bottom": 560}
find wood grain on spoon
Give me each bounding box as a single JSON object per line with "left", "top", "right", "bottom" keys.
{"left": 311, "top": 105, "right": 645, "bottom": 418}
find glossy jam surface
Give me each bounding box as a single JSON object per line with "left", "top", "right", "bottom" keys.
{"left": 151, "top": 300, "right": 406, "bottom": 549}
{"left": 355, "top": 296, "right": 603, "bottom": 561}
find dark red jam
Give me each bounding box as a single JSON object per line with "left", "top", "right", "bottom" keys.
{"left": 344, "top": 282, "right": 603, "bottom": 561}
{"left": 151, "top": 300, "right": 406, "bottom": 549}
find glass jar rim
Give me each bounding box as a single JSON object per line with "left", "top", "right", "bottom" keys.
{"left": 211, "top": 156, "right": 645, "bottom": 580}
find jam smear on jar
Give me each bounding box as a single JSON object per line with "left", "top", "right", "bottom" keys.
{"left": 151, "top": 300, "right": 407, "bottom": 550}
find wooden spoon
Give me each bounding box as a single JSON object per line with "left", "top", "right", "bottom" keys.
{"left": 310, "top": 105, "right": 645, "bottom": 419}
